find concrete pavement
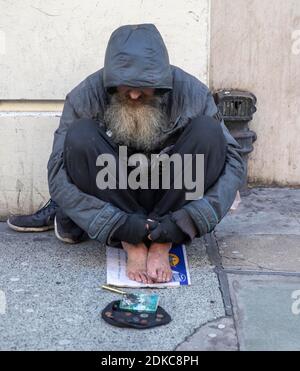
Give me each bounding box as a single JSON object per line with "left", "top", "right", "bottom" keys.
{"left": 0, "top": 187, "right": 299, "bottom": 350}
{"left": 181, "top": 188, "right": 300, "bottom": 351}
{"left": 0, "top": 224, "right": 223, "bottom": 350}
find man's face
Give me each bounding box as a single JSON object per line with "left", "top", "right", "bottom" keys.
{"left": 104, "top": 85, "right": 168, "bottom": 152}
{"left": 116, "top": 86, "right": 155, "bottom": 104}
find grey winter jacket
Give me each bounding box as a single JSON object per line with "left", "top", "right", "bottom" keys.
{"left": 47, "top": 23, "right": 245, "bottom": 245}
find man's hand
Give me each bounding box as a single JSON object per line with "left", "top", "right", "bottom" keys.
{"left": 146, "top": 213, "right": 188, "bottom": 244}
{"left": 113, "top": 214, "right": 149, "bottom": 244}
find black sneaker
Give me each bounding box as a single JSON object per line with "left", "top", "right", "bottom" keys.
{"left": 7, "top": 199, "right": 58, "bottom": 232}
{"left": 54, "top": 209, "right": 87, "bottom": 244}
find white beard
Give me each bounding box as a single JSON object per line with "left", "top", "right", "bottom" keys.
{"left": 103, "top": 92, "right": 169, "bottom": 153}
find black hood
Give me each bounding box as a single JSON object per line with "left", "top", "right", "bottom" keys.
{"left": 103, "top": 24, "right": 173, "bottom": 93}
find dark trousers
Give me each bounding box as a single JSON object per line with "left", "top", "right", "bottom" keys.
{"left": 63, "top": 116, "right": 227, "bottom": 218}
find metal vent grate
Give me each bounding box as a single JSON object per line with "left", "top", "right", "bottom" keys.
{"left": 214, "top": 90, "right": 257, "bottom": 121}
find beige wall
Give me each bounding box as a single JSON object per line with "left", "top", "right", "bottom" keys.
{"left": 0, "top": 0, "right": 210, "bottom": 216}
{"left": 0, "top": 0, "right": 210, "bottom": 99}
{"left": 210, "top": 0, "right": 300, "bottom": 186}
{"left": 1, "top": 0, "right": 299, "bottom": 218}
{"left": 0, "top": 115, "right": 59, "bottom": 217}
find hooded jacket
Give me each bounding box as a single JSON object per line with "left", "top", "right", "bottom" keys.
{"left": 47, "top": 24, "right": 245, "bottom": 245}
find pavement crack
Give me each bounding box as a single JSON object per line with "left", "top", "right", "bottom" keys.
{"left": 223, "top": 255, "right": 284, "bottom": 271}
{"left": 31, "top": 6, "right": 60, "bottom": 17}
{"left": 173, "top": 315, "right": 226, "bottom": 351}
{"left": 205, "top": 232, "right": 233, "bottom": 316}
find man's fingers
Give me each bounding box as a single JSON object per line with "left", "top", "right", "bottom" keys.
{"left": 146, "top": 219, "right": 159, "bottom": 231}
{"left": 148, "top": 225, "right": 162, "bottom": 241}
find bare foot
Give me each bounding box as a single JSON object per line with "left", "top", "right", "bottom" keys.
{"left": 147, "top": 242, "right": 173, "bottom": 283}
{"left": 121, "top": 241, "right": 153, "bottom": 284}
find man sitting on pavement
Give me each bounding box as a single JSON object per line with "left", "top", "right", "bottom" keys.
{"left": 7, "top": 24, "right": 245, "bottom": 284}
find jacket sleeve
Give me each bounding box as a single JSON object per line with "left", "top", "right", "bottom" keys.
{"left": 47, "top": 95, "right": 127, "bottom": 245}
{"left": 182, "top": 91, "right": 246, "bottom": 237}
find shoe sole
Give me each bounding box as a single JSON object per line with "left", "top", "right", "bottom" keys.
{"left": 7, "top": 219, "right": 54, "bottom": 232}
{"left": 54, "top": 217, "right": 78, "bottom": 244}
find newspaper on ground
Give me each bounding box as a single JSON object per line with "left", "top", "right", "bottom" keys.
{"left": 106, "top": 244, "right": 191, "bottom": 288}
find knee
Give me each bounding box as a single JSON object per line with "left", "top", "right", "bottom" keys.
{"left": 187, "top": 115, "right": 226, "bottom": 148}
{"left": 64, "top": 119, "right": 100, "bottom": 152}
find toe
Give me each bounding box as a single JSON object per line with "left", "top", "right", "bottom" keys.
{"left": 144, "top": 273, "right": 154, "bottom": 284}
{"left": 157, "top": 269, "right": 164, "bottom": 282}
{"left": 147, "top": 275, "right": 154, "bottom": 284}
{"left": 147, "top": 268, "right": 158, "bottom": 280}
{"left": 143, "top": 273, "right": 153, "bottom": 284}
{"left": 135, "top": 273, "right": 143, "bottom": 283}
{"left": 128, "top": 272, "right": 135, "bottom": 281}
{"left": 164, "top": 271, "right": 170, "bottom": 282}
{"left": 140, "top": 273, "right": 148, "bottom": 284}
